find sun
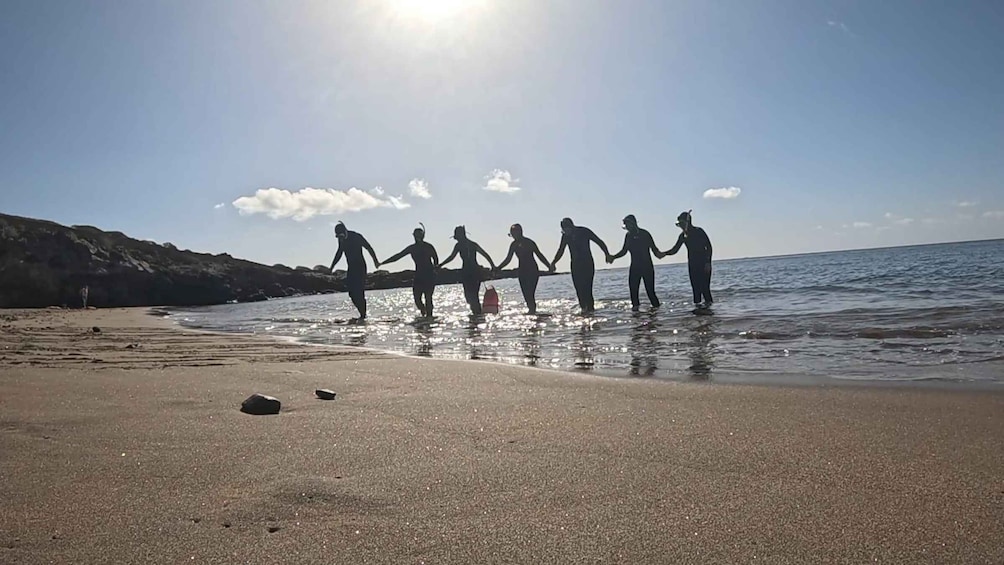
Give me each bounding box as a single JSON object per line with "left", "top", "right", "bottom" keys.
{"left": 388, "top": 0, "right": 483, "bottom": 24}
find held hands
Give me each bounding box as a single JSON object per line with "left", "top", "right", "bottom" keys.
{"left": 605, "top": 253, "right": 614, "bottom": 264}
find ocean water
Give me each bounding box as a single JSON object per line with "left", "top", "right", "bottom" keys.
{"left": 169, "top": 240, "right": 1004, "bottom": 386}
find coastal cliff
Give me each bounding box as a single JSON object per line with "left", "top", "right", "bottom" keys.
{"left": 0, "top": 213, "right": 535, "bottom": 308}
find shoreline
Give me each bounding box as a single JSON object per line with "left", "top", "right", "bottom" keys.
{"left": 159, "top": 305, "right": 1004, "bottom": 393}
{"left": 2, "top": 307, "right": 1002, "bottom": 563}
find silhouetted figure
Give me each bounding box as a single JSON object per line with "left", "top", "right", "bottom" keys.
{"left": 551, "top": 217, "right": 611, "bottom": 314}
{"left": 608, "top": 214, "right": 662, "bottom": 311}
{"left": 497, "top": 223, "right": 552, "bottom": 314}
{"left": 80, "top": 285, "right": 89, "bottom": 309}
{"left": 438, "top": 226, "right": 496, "bottom": 316}
{"left": 329, "top": 222, "right": 380, "bottom": 319}
{"left": 661, "top": 211, "right": 713, "bottom": 307}
{"left": 382, "top": 224, "right": 439, "bottom": 318}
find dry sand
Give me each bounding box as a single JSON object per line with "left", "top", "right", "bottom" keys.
{"left": 1, "top": 307, "right": 1002, "bottom": 564}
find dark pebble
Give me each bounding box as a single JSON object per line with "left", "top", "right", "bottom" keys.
{"left": 315, "top": 389, "right": 337, "bottom": 400}
{"left": 240, "top": 394, "right": 281, "bottom": 415}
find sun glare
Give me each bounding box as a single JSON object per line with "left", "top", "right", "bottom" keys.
{"left": 388, "top": 0, "right": 484, "bottom": 24}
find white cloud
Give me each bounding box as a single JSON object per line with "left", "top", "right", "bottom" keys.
{"left": 387, "top": 195, "right": 411, "bottom": 210}
{"left": 213, "top": 203, "right": 225, "bottom": 209}
{"left": 232, "top": 186, "right": 410, "bottom": 221}
{"left": 955, "top": 200, "right": 977, "bottom": 208}
{"left": 408, "top": 178, "right": 431, "bottom": 199}
{"left": 884, "top": 212, "right": 914, "bottom": 226}
{"left": 983, "top": 210, "right": 1004, "bottom": 219}
{"left": 852, "top": 221, "right": 872, "bottom": 229}
{"left": 483, "top": 169, "right": 521, "bottom": 193}
{"left": 827, "top": 20, "right": 851, "bottom": 33}
{"left": 703, "top": 186, "right": 742, "bottom": 200}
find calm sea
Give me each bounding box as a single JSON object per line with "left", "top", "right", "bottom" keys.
{"left": 169, "top": 240, "right": 1004, "bottom": 386}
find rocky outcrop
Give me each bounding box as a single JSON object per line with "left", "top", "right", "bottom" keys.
{"left": 0, "top": 213, "right": 552, "bottom": 308}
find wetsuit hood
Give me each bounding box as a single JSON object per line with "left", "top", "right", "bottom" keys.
{"left": 676, "top": 211, "right": 692, "bottom": 229}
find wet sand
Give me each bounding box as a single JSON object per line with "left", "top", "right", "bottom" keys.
{"left": 1, "top": 308, "right": 1002, "bottom": 564}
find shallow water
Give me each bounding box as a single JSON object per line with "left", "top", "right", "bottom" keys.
{"left": 170, "top": 239, "right": 1004, "bottom": 386}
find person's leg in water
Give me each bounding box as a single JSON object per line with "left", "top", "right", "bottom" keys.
{"left": 628, "top": 267, "right": 642, "bottom": 311}
{"left": 570, "top": 264, "right": 589, "bottom": 313}
{"left": 700, "top": 263, "right": 713, "bottom": 305}
{"left": 347, "top": 271, "right": 367, "bottom": 319}
{"left": 463, "top": 277, "right": 482, "bottom": 316}
{"left": 518, "top": 271, "right": 539, "bottom": 314}
{"left": 583, "top": 266, "right": 596, "bottom": 312}
{"left": 643, "top": 267, "right": 660, "bottom": 308}
{"left": 412, "top": 285, "right": 426, "bottom": 317}
{"left": 688, "top": 261, "right": 704, "bottom": 306}
{"left": 423, "top": 285, "right": 435, "bottom": 318}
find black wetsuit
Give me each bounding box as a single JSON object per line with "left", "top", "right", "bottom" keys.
{"left": 506, "top": 237, "right": 544, "bottom": 313}
{"left": 451, "top": 240, "right": 485, "bottom": 316}
{"left": 620, "top": 229, "right": 661, "bottom": 309}
{"left": 384, "top": 241, "right": 439, "bottom": 317}
{"left": 558, "top": 227, "right": 605, "bottom": 313}
{"left": 668, "top": 227, "right": 713, "bottom": 305}
{"left": 332, "top": 231, "right": 375, "bottom": 317}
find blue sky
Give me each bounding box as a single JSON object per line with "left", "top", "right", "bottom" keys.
{"left": 2, "top": 0, "right": 1002, "bottom": 270}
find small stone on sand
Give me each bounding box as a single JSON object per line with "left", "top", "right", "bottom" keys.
{"left": 315, "top": 389, "right": 336, "bottom": 400}
{"left": 240, "top": 394, "right": 281, "bottom": 415}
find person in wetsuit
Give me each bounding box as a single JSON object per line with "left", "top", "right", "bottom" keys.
{"left": 438, "top": 226, "right": 497, "bottom": 316}
{"left": 608, "top": 214, "right": 662, "bottom": 311}
{"left": 381, "top": 223, "right": 439, "bottom": 318}
{"left": 496, "top": 223, "right": 553, "bottom": 314}
{"left": 551, "top": 217, "right": 612, "bottom": 314}
{"left": 329, "top": 222, "right": 380, "bottom": 319}
{"left": 660, "top": 210, "right": 713, "bottom": 307}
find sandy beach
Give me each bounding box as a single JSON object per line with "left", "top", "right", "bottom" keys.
{"left": 1, "top": 307, "right": 1002, "bottom": 564}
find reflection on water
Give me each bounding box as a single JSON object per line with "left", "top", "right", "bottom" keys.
{"left": 629, "top": 311, "right": 660, "bottom": 377}
{"left": 687, "top": 318, "right": 716, "bottom": 380}
{"left": 171, "top": 240, "right": 1004, "bottom": 385}
{"left": 413, "top": 320, "right": 434, "bottom": 357}
{"left": 572, "top": 323, "right": 598, "bottom": 371}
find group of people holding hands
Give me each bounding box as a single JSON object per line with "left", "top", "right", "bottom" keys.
{"left": 330, "top": 212, "right": 714, "bottom": 320}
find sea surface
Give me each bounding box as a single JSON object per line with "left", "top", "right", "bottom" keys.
{"left": 169, "top": 240, "right": 1004, "bottom": 386}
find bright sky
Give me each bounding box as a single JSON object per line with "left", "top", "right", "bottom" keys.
{"left": 2, "top": 0, "right": 1002, "bottom": 270}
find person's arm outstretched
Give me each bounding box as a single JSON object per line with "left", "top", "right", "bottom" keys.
{"left": 430, "top": 244, "right": 440, "bottom": 268}
{"left": 659, "top": 233, "right": 686, "bottom": 258}
{"left": 497, "top": 241, "right": 517, "bottom": 271}
{"left": 608, "top": 233, "right": 629, "bottom": 263}
{"left": 329, "top": 242, "right": 344, "bottom": 273}
{"left": 381, "top": 245, "right": 412, "bottom": 267}
{"left": 587, "top": 228, "right": 612, "bottom": 262}
{"left": 438, "top": 243, "right": 460, "bottom": 268}
{"left": 531, "top": 240, "right": 552, "bottom": 271}
{"left": 551, "top": 234, "right": 569, "bottom": 271}
{"left": 475, "top": 243, "right": 496, "bottom": 271}
{"left": 647, "top": 231, "right": 662, "bottom": 260}
{"left": 360, "top": 235, "right": 380, "bottom": 268}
